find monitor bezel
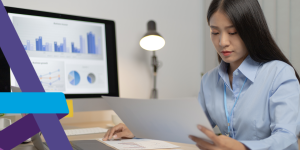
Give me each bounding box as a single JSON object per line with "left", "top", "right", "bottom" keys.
{"left": 4, "top": 6, "right": 119, "bottom": 98}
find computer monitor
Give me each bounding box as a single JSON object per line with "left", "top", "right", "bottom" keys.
{"left": 4, "top": 6, "right": 119, "bottom": 98}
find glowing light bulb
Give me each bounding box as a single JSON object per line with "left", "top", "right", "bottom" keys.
{"left": 139, "top": 35, "right": 165, "bottom": 51}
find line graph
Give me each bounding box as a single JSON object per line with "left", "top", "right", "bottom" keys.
{"left": 32, "top": 61, "right": 66, "bottom": 92}
{"left": 39, "top": 69, "right": 61, "bottom": 85}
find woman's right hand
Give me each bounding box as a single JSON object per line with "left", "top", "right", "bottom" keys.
{"left": 102, "top": 123, "right": 134, "bottom": 141}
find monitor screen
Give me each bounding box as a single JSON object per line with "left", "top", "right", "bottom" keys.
{"left": 5, "top": 7, "right": 119, "bottom": 98}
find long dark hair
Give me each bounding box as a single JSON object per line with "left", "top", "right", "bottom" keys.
{"left": 207, "top": 0, "right": 300, "bottom": 83}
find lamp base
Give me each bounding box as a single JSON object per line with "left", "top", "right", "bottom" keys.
{"left": 150, "top": 88, "right": 157, "bottom": 99}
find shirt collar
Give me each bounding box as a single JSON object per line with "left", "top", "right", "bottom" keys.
{"left": 218, "top": 55, "right": 260, "bottom": 83}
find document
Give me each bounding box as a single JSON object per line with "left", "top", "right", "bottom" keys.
{"left": 103, "top": 97, "right": 214, "bottom": 144}
{"left": 99, "top": 139, "right": 180, "bottom": 150}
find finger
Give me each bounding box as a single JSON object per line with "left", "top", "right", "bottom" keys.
{"left": 104, "top": 128, "right": 114, "bottom": 141}
{"left": 113, "top": 132, "right": 127, "bottom": 139}
{"left": 198, "top": 125, "right": 219, "bottom": 144}
{"left": 108, "top": 127, "right": 117, "bottom": 140}
{"left": 189, "top": 135, "right": 215, "bottom": 150}
{"left": 108, "top": 124, "right": 124, "bottom": 140}
{"left": 103, "top": 129, "right": 112, "bottom": 141}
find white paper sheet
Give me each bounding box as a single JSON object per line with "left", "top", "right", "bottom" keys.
{"left": 99, "top": 139, "right": 180, "bottom": 150}
{"left": 102, "top": 97, "right": 213, "bottom": 144}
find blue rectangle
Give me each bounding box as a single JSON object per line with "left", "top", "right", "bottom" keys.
{"left": 36, "top": 39, "right": 39, "bottom": 50}
{"left": 39, "top": 37, "right": 42, "bottom": 50}
{"left": 92, "top": 34, "right": 95, "bottom": 54}
{"left": 87, "top": 33, "right": 90, "bottom": 53}
{"left": 54, "top": 42, "right": 57, "bottom": 52}
{"left": 27, "top": 40, "right": 30, "bottom": 50}
{"left": 0, "top": 92, "right": 68, "bottom": 113}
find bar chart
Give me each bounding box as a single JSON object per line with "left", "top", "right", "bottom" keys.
{"left": 23, "top": 32, "right": 101, "bottom": 54}
{"left": 10, "top": 13, "right": 108, "bottom": 94}
{"left": 54, "top": 37, "right": 67, "bottom": 52}
{"left": 12, "top": 15, "right": 104, "bottom": 57}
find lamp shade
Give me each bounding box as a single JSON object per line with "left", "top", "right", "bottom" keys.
{"left": 139, "top": 21, "right": 165, "bottom": 51}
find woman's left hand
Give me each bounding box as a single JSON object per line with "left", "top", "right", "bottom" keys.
{"left": 189, "top": 125, "right": 249, "bottom": 150}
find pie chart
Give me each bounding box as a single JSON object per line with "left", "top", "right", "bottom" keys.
{"left": 68, "top": 71, "right": 80, "bottom": 86}
{"left": 87, "top": 73, "right": 96, "bottom": 84}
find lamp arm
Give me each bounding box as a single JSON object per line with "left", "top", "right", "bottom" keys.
{"left": 151, "top": 51, "right": 158, "bottom": 99}
{"left": 152, "top": 51, "right": 158, "bottom": 73}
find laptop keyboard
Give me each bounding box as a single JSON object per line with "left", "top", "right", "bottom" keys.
{"left": 64, "top": 127, "right": 108, "bottom": 136}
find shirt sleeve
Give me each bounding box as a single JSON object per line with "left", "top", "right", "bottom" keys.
{"left": 240, "top": 65, "right": 300, "bottom": 150}
{"left": 198, "top": 75, "right": 216, "bottom": 128}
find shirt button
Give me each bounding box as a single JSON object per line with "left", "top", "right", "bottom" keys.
{"left": 235, "top": 72, "right": 239, "bottom": 76}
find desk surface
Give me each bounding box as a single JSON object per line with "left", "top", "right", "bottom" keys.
{"left": 12, "top": 121, "right": 199, "bottom": 150}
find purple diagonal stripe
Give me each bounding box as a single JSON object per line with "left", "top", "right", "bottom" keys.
{"left": 0, "top": 1, "right": 72, "bottom": 150}
{"left": 0, "top": 114, "right": 68, "bottom": 149}
{"left": 0, "top": 114, "right": 39, "bottom": 149}
{"left": 33, "top": 114, "right": 71, "bottom": 150}
{"left": 0, "top": 3, "right": 42, "bottom": 92}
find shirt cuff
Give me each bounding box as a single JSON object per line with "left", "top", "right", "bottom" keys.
{"left": 239, "top": 140, "right": 270, "bottom": 150}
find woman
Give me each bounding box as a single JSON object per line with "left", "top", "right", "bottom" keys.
{"left": 103, "top": 0, "right": 300, "bottom": 149}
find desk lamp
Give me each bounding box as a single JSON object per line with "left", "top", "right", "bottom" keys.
{"left": 139, "top": 20, "right": 165, "bottom": 99}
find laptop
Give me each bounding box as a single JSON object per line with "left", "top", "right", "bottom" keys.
{"left": 33, "top": 137, "right": 113, "bottom": 150}
{"left": 11, "top": 86, "right": 114, "bottom": 150}
{"left": 102, "top": 96, "right": 214, "bottom": 144}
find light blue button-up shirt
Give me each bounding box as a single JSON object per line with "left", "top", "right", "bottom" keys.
{"left": 198, "top": 55, "right": 300, "bottom": 150}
